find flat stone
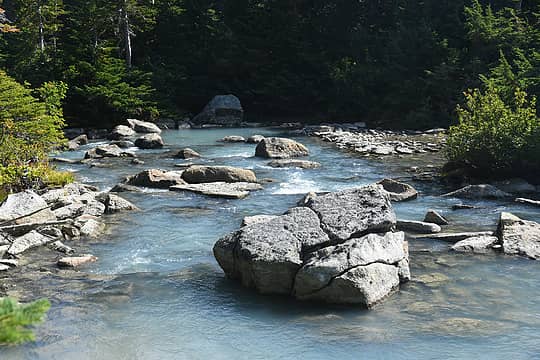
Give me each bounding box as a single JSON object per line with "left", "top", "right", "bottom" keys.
{"left": 58, "top": 254, "right": 98, "bottom": 268}
{"left": 241, "top": 215, "right": 278, "bottom": 227}
{"left": 515, "top": 198, "right": 540, "bottom": 207}
{"left": 170, "top": 182, "right": 263, "bottom": 199}
{"left": 220, "top": 135, "right": 246, "bottom": 142}
{"left": 305, "top": 185, "right": 396, "bottom": 241}
{"left": 8, "top": 231, "right": 54, "bottom": 255}
{"left": 442, "top": 184, "right": 512, "bottom": 199}
{"left": 397, "top": 220, "right": 441, "bottom": 234}
{"left": 267, "top": 160, "right": 321, "bottom": 169}
{"left": 416, "top": 231, "right": 494, "bottom": 242}
{"left": 181, "top": 165, "right": 257, "bottom": 184}
{"left": 451, "top": 236, "right": 499, "bottom": 254}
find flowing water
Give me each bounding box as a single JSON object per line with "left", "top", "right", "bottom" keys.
{"left": 2, "top": 128, "right": 540, "bottom": 359}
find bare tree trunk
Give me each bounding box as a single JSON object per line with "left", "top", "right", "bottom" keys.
{"left": 38, "top": 4, "right": 45, "bottom": 51}
{"left": 120, "top": 1, "right": 132, "bottom": 68}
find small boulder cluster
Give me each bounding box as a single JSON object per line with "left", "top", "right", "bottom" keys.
{"left": 0, "top": 183, "right": 138, "bottom": 271}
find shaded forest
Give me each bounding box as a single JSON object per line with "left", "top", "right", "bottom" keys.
{"left": 0, "top": 0, "right": 539, "bottom": 129}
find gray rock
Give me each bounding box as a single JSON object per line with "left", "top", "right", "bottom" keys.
{"left": 76, "top": 217, "right": 106, "bottom": 238}
{"left": 192, "top": 95, "right": 244, "bottom": 126}
{"left": 246, "top": 135, "right": 265, "bottom": 144}
{"left": 182, "top": 165, "right": 257, "bottom": 184}
{"left": 110, "top": 184, "right": 142, "bottom": 193}
{"left": 416, "top": 231, "right": 494, "bottom": 242}
{"left": 451, "top": 236, "right": 499, "bottom": 254}
{"left": 377, "top": 179, "right": 418, "bottom": 202}
{"left": 108, "top": 125, "right": 135, "bottom": 140}
{"left": 0, "top": 190, "right": 56, "bottom": 225}
{"left": 497, "top": 212, "right": 540, "bottom": 259}
{"left": 58, "top": 254, "right": 98, "bottom": 268}
{"left": 125, "top": 169, "right": 185, "bottom": 188}
{"left": 220, "top": 135, "right": 246, "bottom": 143}
{"left": 241, "top": 215, "right": 278, "bottom": 227}
{"left": 267, "top": 159, "right": 321, "bottom": 169}
{"left": 442, "top": 184, "right": 511, "bottom": 199}
{"left": 397, "top": 220, "right": 441, "bottom": 234}
{"left": 305, "top": 185, "right": 396, "bottom": 241}
{"left": 131, "top": 158, "right": 144, "bottom": 165}
{"left": 126, "top": 119, "right": 162, "bottom": 133}
{"left": 53, "top": 193, "right": 105, "bottom": 220}
{"left": 294, "top": 232, "right": 407, "bottom": 304}
{"left": 85, "top": 144, "right": 134, "bottom": 159}
{"left": 8, "top": 231, "right": 54, "bottom": 255}
{"left": 213, "top": 207, "right": 330, "bottom": 294}
{"left": 170, "top": 182, "right": 263, "bottom": 199}
{"left": 110, "top": 140, "right": 135, "bottom": 148}
{"left": 135, "top": 133, "right": 164, "bottom": 149}
{"left": 424, "top": 209, "right": 449, "bottom": 225}
{"left": 49, "top": 240, "right": 75, "bottom": 254}
{"left": 174, "top": 148, "right": 201, "bottom": 159}
{"left": 372, "top": 146, "right": 395, "bottom": 155}
{"left": 255, "top": 137, "right": 309, "bottom": 159}
{"left": 515, "top": 198, "right": 540, "bottom": 207}
{"left": 96, "top": 193, "right": 139, "bottom": 213}
{"left": 67, "top": 134, "right": 88, "bottom": 150}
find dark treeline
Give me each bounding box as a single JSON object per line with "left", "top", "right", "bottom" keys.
{"left": 0, "top": 0, "right": 538, "bottom": 129}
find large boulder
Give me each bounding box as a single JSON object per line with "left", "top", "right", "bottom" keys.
{"left": 451, "top": 236, "right": 498, "bottom": 254}
{"left": 304, "top": 185, "right": 396, "bottom": 241}
{"left": 135, "top": 133, "right": 164, "bottom": 149}
{"left": 126, "top": 119, "right": 162, "bottom": 134}
{"left": 213, "top": 184, "right": 409, "bottom": 306}
{"left": 246, "top": 135, "right": 265, "bottom": 144}
{"left": 442, "top": 184, "right": 511, "bottom": 199}
{"left": 192, "top": 95, "right": 243, "bottom": 126}
{"left": 67, "top": 134, "right": 88, "bottom": 150}
{"left": 497, "top": 212, "right": 540, "bottom": 259}
{"left": 125, "top": 169, "right": 185, "bottom": 188}
{"left": 53, "top": 192, "right": 106, "bottom": 220}
{"left": 214, "top": 207, "right": 330, "bottom": 294}
{"left": 7, "top": 230, "right": 55, "bottom": 256}
{"left": 377, "top": 179, "right": 418, "bottom": 202}
{"left": 255, "top": 137, "right": 309, "bottom": 159}
{"left": 294, "top": 232, "right": 408, "bottom": 306}
{"left": 108, "top": 125, "right": 136, "bottom": 140}
{"left": 0, "top": 190, "right": 55, "bottom": 225}
{"left": 96, "top": 193, "right": 139, "bottom": 213}
{"left": 181, "top": 165, "right": 257, "bottom": 184}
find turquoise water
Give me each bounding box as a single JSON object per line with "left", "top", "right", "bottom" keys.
{"left": 2, "top": 129, "right": 540, "bottom": 359}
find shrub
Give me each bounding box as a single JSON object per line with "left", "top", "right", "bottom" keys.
{"left": 0, "top": 297, "right": 51, "bottom": 346}
{"left": 446, "top": 83, "right": 539, "bottom": 177}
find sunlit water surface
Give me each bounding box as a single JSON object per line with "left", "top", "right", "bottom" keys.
{"left": 2, "top": 129, "right": 540, "bottom": 359}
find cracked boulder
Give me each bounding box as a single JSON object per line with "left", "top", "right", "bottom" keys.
{"left": 497, "top": 212, "right": 540, "bottom": 260}
{"left": 213, "top": 184, "right": 409, "bottom": 307}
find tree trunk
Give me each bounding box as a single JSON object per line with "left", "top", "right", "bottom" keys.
{"left": 120, "top": 2, "right": 132, "bottom": 68}
{"left": 38, "top": 5, "right": 45, "bottom": 51}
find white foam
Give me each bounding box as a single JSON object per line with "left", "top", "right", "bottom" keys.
{"left": 272, "top": 171, "right": 322, "bottom": 195}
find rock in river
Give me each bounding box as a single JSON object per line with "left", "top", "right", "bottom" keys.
{"left": 108, "top": 125, "right": 136, "bottom": 140}
{"left": 125, "top": 169, "right": 185, "bottom": 188}
{"left": 85, "top": 144, "right": 134, "bottom": 159}
{"left": 397, "top": 220, "right": 441, "bottom": 234}
{"left": 170, "top": 182, "right": 263, "bottom": 199}
{"left": 497, "top": 212, "right": 540, "bottom": 260}
{"left": 377, "top": 178, "right": 418, "bottom": 202}
{"left": 424, "top": 209, "right": 449, "bottom": 225}
{"left": 442, "top": 184, "right": 511, "bottom": 199}
{"left": 0, "top": 190, "right": 56, "bottom": 225}
{"left": 246, "top": 135, "right": 265, "bottom": 144}
{"left": 174, "top": 148, "right": 201, "bottom": 159}
{"left": 135, "top": 133, "right": 164, "bottom": 149}
{"left": 220, "top": 135, "right": 246, "bottom": 143}
{"left": 451, "top": 236, "right": 499, "bottom": 254}
{"left": 267, "top": 159, "right": 321, "bottom": 169}
{"left": 127, "top": 119, "right": 162, "bottom": 134}
{"left": 255, "top": 137, "right": 309, "bottom": 159}
{"left": 8, "top": 230, "right": 55, "bottom": 256}
{"left": 181, "top": 165, "right": 257, "bottom": 184}
{"left": 58, "top": 254, "right": 98, "bottom": 268}
{"left": 214, "top": 184, "right": 409, "bottom": 307}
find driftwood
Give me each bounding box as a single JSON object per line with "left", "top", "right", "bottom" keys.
{"left": 0, "top": 219, "right": 73, "bottom": 237}
{"left": 0, "top": 205, "right": 53, "bottom": 227}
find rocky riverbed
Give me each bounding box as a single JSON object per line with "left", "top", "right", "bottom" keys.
{"left": 3, "top": 125, "right": 540, "bottom": 359}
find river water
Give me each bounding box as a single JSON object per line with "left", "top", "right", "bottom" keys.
{"left": 3, "top": 128, "right": 540, "bottom": 359}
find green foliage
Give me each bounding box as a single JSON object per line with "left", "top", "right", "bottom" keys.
{"left": 0, "top": 71, "right": 69, "bottom": 191}
{"left": 446, "top": 83, "right": 539, "bottom": 175}
{"left": 0, "top": 297, "right": 51, "bottom": 346}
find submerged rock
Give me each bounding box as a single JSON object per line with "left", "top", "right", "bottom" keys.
{"left": 181, "top": 165, "right": 257, "bottom": 184}
{"left": 58, "top": 254, "right": 98, "bottom": 268}
{"left": 220, "top": 135, "right": 245, "bottom": 143}
{"left": 442, "top": 184, "right": 511, "bottom": 199}
{"left": 170, "top": 182, "right": 262, "bottom": 199}
{"left": 135, "top": 133, "right": 164, "bottom": 149}
{"left": 214, "top": 184, "right": 409, "bottom": 307}
{"left": 255, "top": 137, "right": 309, "bottom": 159}
{"left": 192, "top": 95, "right": 243, "bottom": 126}
{"left": 267, "top": 159, "right": 321, "bottom": 169}
{"left": 85, "top": 144, "right": 134, "bottom": 159}
{"left": 377, "top": 179, "right": 418, "bottom": 202}
{"left": 125, "top": 169, "right": 185, "bottom": 188}
{"left": 416, "top": 231, "right": 494, "bottom": 242}
{"left": 497, "top": 212, "right": 540, "bottom": 260}
{"left": 127, "top": 119, "right": 162, "bottom": 134}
